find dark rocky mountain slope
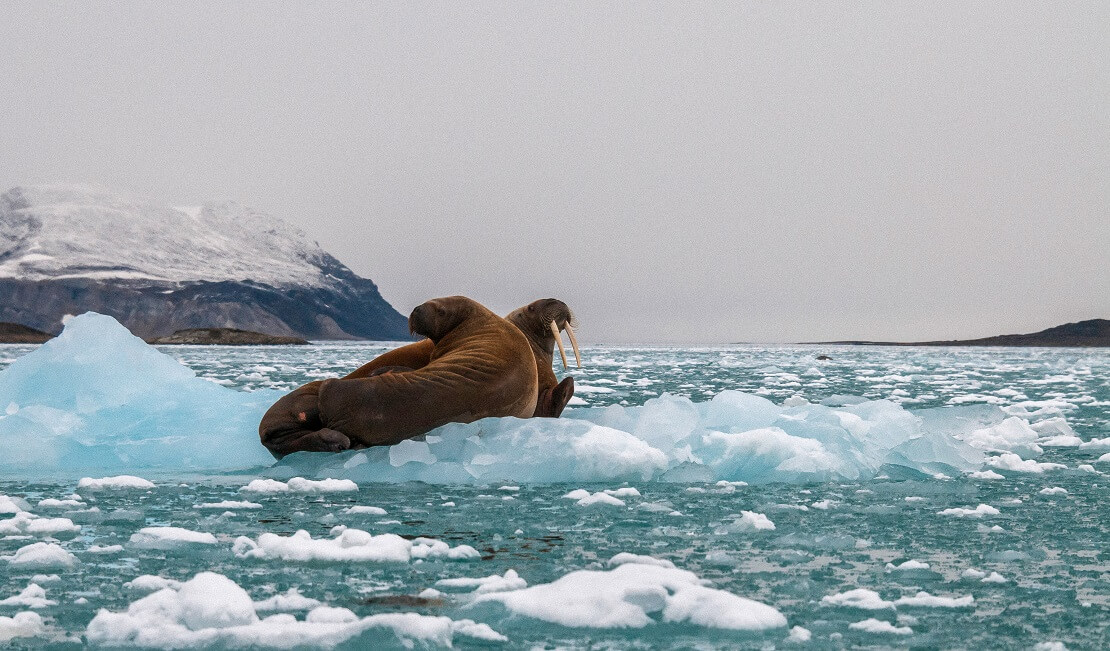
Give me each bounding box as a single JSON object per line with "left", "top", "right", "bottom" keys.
{"left": 0, "top": 185, "right": 410, "bottom": 340}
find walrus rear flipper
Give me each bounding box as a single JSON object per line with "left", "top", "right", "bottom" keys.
{"left": 536, "top": 376, "right": 575, "bottom": 418}
{"left": 259, "top": 381, "right": 352, "bottom": 459}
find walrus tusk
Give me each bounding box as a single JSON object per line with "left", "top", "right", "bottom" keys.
{"left": 550, "top": 320, "right": 569, "bottom": 369}
{"left": 565, "top": 323, "right": 581, "bottom": 368}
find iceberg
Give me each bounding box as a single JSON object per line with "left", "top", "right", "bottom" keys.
{"left": 0, "top": 312, "right": 278, "bottom": 476}
{"left": 0, "top": 311, "right": 1060, "bottom": 484}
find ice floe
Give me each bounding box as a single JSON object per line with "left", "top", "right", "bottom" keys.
{"left": 253, "top": 588, "right": 322, "bottom": 613}
{"left": 77, "top": 476, "right": 155, "bottom": 490}
{"left": 937, "top": 504, "right": 1000, "bottom": 518}
{"left": 436, "top": 570, "right": 527, "bottom": 594}
{"left": 820, "top": 588, "right": 894, "bottom": 610}
{"left": 0, "top": 611, "right": 44, "bottom": 643}
{"left": 232, "top": 528, "right": 479, "bottom": 563}
{"left": 849, "top": 618, "right": 912, "bottom": 634}
{"left": 0, "top": 512, "right": 80, "bottom": 537}
{"left": 240, "top": 478, "right": 357, "bottom": 494}
{"left": 194, "top": 500, "right": 262, "bottom": 510}
{"left": 472, "top": 561, "right": 787, "bottom": 630}
{"left": 0, "top": 584, "right": 56, "bottom": 608}
{"left": 129, "top": 527, "right": 218, "bottom": 549}
{"left": 985, "top": 453, "right": 1066, "bottom": 473}
{"left": 85, "top": 571, "right": 503, "bottom": 647}
{"left": 2, "top": 542, "right": 78, "bottom": 569}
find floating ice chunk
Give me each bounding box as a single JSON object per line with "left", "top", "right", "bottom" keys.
{"left": 985, "top": 453, "right": 1066, "bottom": 473}
{"left": 608, "top": 552, "right": 676, "bottom": 569}
{"left": 561, "top": 489, "right": 591, "bottom": 500}
{"left": 811, "top": 499, "right": 834, "bottom": 510}
{"left": 961, "top": 568, "right": 987, "bottom": 579}
{"left": 286, "top": 478, "right": 357, "bottom": 493}
{"left": 1077, "top": 437, "right": 1110, "bottom": 451}
{"left": 849, "top": 618, "right": 912, "bottom": 635}
{"left": 436, "top": 570, "right": 526, "bottom": 594}
{"left": 341, "top": 506, "right": 387, "bottom": 516}
{"left": 124, "top": 576, "right": 183, "bottom": 593}
{"left": 418, "top": 588, "right": 443, "bottom": 599}
{"left": 0, "top": 313, "right": 277, "bottom": 476}
{"left": 981, "top": 572, "right": 1007, "bottom": 583}
{"left": 885, "top": 560, "right": 930, "bottom": 572}
{"left": 961, "top": 417, "right": 1042, "bottom": 457}
{"left": 729, "top": 511, "right": 776, "bottom": 532}
{"left": 2, "top": 542, "right": 77, "bottom": 569}
{"left": 253, "top": 588, "right": 322, "bottom": 612}
{"left": 0, "top": 611, "right": 44, "bottom": 643}
{"left": 241, "top": 478, "right": 356, "bottom": 494}
{"left": 86, "top": 571, "right": 497, "bottom": 647}
{"left": 30, "top": 574, "right": 59, "bottom": 584}
{"left": 820, "top": 589, "right": 894, "bottom": 610}
{"left": 0, "top": 584, "right": 56, "bottom": 608}
{"left": 77, "top": 476, "right": 155, "bottom": 491}
{"left": 474, "top": 562, "right": 786, "bottom": 630}
{"left": 232, "top": 529, "right": 476, "bottom": 563}
{"left": 497, "top": 485, "right": 520, "bottom": 491}
{"left": 1077, "top": 464, "right": 1098, "bottom": 473}
{"left": 1039, "top": 487, "right": 1068, "bottom": 496}
{"left": 787, "top": 625, "right": 812, "bottom": 642}
{"left": 36, "top": 497, "right": 85, "bottom": 509}
{"left": 968, "top": 470, "right": 1005, "bottom": 480}
{"left": 240, "top": 479, "right": 290, "bottom": 494}
{"left": 1097, "top": 452, "right": 1110, "bottom": 464}
{"left": 129, "top": 527, "right": 217, "bottom": 549}
{"left": 576, "top": 492, "right": 625, "bottom": 507}
{"left": 604, "top": 487, "right": 641, "bottom": 497}
{"left": 1032, "top": 643, "right": 1068, "bottom": 651}
{"left": 893, "top": 591, "right": 974, "bottom": 608}
{"left": 938, "top": 504, "right": 999, "bottom": 518}
{"left": 0, "top": 495, "right": 30, "bottom": 514}
{"left": 1039, "top": 435, "right": 1082, "bottom": 447}
{"left": 194, "top": 501, "right": 262, "bottom": 510}
{"left": 0, "top": 512, "right": 80, "bottom": 537}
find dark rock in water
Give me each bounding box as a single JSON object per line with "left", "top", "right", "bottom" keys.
{"left": 0, "top": 322, "right": 53, "bottom": 343}
{"left": 0, "top": 185, "right": 411, "bottom": 340}
{"left": 147, "top": 328, "right": 309, "bottom": 345}
{"left": 818, "top": 319, "right": 1110, "bottom": 347}
{"left": 816, "top": 354, "right": 832, "bottom": 360}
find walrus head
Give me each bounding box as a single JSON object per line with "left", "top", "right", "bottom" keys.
{"left": 505, "top": 298, "right": 581, "bottom": 369}
{"left": 408, "top": 296, "right": 481, "bottom": 343}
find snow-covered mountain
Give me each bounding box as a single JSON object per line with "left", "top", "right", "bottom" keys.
{"left": 0, "top": 184, "right": 410, "bottom": 339}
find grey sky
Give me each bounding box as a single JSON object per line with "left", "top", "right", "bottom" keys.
{"left": 1, "top": 1, "right": 1106, "bottom": 343}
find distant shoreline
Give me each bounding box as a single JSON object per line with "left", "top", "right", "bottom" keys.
{"left": 806, "top": 318, "right": 1109, "bottom": 348}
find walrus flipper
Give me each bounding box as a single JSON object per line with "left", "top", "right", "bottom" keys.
{"left": 536, "top": 376, "right": 574, "bottom": 418}
{"left": 258, "top": 381, "right": 352, "bottom": 458}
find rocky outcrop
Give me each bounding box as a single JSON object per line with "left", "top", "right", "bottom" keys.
{"left": 0, "top": 322, "right": 53, "bottom": 343}
{"left": 0, "top": 185, "right": 411, "bottom": 340}
{"left": 824, "top": 319, "right": 1110, "bottom": 347}
{"left": 147, "top": 328, "right": 309, "bottom": 345}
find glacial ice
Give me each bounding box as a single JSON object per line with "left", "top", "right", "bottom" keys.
{"left": 0, "top": 311, "right": 1086, "bottom": 484}
{"left": 0, "top": 313, "right": 278, "bottom": 476}
{"left": 231, "top": 528, "right": 480, "bottom": 563}
{"left": 471, "top": 560, "right": 787, "bottom": 631}
{"left": 85, "top": 571, "right": 504, "bottom": 648}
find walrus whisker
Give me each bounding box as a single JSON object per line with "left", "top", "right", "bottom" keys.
{"left": 565, "top": 323, "right": 582, "bottom": 368}
{"left": 550, "top": 320, "right": 569, "bottom": 370}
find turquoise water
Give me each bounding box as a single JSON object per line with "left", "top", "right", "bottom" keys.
{"left": 0, "top": 343, "right": 1107, "bottom": 648}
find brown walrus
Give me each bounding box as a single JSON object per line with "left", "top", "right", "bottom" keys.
{"left": 346, "top": 298, "right": 580, "bottom": 417}
{"left": 259, "top": 296, "right": 538, "bottom": 458}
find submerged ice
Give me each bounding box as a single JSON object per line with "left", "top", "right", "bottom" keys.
{"left": 0, "top": 312, "right": 1091, "bottom": 485}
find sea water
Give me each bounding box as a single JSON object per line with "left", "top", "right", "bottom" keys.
{"left": 0, "top": 316, "right": 1107, "bottom": 648}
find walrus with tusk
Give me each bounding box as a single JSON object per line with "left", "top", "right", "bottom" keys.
{"left": 345, "top": 298, "right": 581, "bottom": 417}
{"left": 258, "top": 296, "right": 538, "bottom": 458}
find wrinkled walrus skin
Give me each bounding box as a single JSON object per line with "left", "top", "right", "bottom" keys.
{"left": 259, "top": 296, "right": 538, "bottom": 458}
{"left": 346, "top": 298, "right": 577, "bottom": 418}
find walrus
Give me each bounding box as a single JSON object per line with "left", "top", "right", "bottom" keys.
{"left": 259, "top": 296, "right": 538, "bottom": 458}
{"left": 346, "top": 298, "right": 581, "bottom": 417}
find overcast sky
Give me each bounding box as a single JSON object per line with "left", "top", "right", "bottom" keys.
{"left": 1, "top": 2, "right": 1106, "bottom": 343}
